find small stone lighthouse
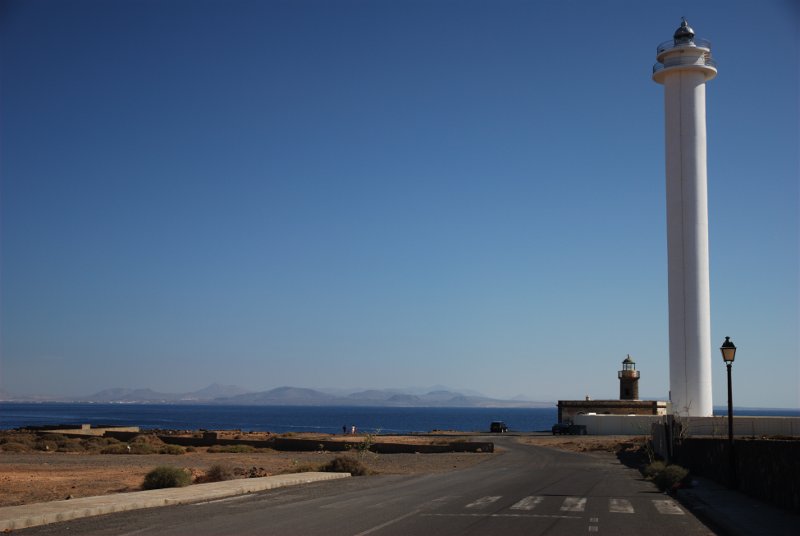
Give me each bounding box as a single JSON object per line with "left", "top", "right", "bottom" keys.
{"left": 557, "top": 357, "right": 666, "bottom": 423}
{"left": 653, "top": 19, "right": 717, "bottom": 417}
{"left": 618, "top": 355, "right": 640, "bottom": 400}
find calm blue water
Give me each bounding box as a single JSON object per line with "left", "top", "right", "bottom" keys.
{"left": 2, "top": 403, "right": 795, "bottom": 434}
{"left": 0, "top": 403, "right": 558, "bottom": 434}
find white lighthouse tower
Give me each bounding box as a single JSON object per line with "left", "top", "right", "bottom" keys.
{"left": 653, "top": 19, "right": 717, "bottom": 417}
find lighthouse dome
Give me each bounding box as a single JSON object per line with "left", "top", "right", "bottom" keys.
{"left": 674, "top": 18, "right": 695, "bottom": 43}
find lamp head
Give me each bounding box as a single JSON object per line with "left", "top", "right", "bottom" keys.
{"left": 720, "top": 336, "right": 737, "bottom": 364}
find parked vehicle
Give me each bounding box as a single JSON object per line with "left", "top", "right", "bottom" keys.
{"left": 490, "top": 421, "right": 508, "bottom": 433}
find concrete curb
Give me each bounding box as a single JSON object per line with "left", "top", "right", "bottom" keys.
{"left": 0, "top": 472, "right": 350, "bottom": 531}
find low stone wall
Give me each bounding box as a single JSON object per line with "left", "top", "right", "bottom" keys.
{"left": 28, "top": 425, "right": 141, "bottom": 437}
{"left": 675, "top": 438, "right": 800, "bottom": 513}
{"left": 269, "top": 438, "right": 493, "bottom": 454}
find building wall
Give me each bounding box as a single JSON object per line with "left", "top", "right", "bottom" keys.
{"left": 557, "top": 400, "right": 667, "bottom": 423}
{"left": 619, "top": 378, "right": 639, "bottom": 400}
{"left": 574, "top": 414, "right": 800, "bottom": 437}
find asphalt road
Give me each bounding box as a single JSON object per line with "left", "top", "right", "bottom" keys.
{"left": 20, "top": 437, "right": 715, "bottom": 536}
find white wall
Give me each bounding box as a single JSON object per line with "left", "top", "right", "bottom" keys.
{"left": 574, "top": 414, "right": 800, "bottom": 437}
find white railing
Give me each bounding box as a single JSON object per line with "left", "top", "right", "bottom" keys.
{"left": 653, "top": 54, "right": 717, "bottom": 74}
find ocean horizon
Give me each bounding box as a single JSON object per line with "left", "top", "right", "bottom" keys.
{"left": 1, "top": 402, "right": 797, "bottom": 435}
{"left": 0, "top": 403, "right": 559, "bottom": 434}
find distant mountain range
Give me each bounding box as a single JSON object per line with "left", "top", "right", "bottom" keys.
{"left": 0, "top": 384, "right": 552, "bottom": 408}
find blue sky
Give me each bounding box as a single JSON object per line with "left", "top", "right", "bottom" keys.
{"left": 1, "top": 0, "right": 797, "bottom": 408}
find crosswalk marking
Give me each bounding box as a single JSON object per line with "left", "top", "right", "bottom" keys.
{"left": 560, "top": 497, "right": 587, "bottom": 512}
{"left": 652, "top": 499, "right": 684, "bottom": 515}
{"left": 510, "top": 496, "right": 544, "bottom": 511}
{"left": 609, "top": 498, "right": 634, "bottom": 513}
{"left": 466, "top": 496, "right": 501, "bottom": 509}
{"left": 344, "top": 494, "right": 692, "bottom": 519}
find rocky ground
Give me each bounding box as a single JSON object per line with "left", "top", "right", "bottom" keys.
{"left": 0, "top": 430, "right": 642, "bottom": 507}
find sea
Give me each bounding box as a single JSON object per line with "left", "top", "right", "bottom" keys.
{"left": 0, "top": 403, "right": 558, "bottom": 434}
{"left": 1, "top": 403, "right": 797, "bottom": 435}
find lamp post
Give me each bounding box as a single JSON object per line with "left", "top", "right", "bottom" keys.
{"left": 720, "top": 336, "right": 737, "bottom": 486}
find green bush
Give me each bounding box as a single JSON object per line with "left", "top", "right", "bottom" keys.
{"left": 653, "top": 464, "right": 689, "bottom": 491}
{"left": 142, "top": 466, "right": 192, "bottom": 490}
{"left": 159, "top": 444, "right": 186, "bottom": 455}
{"left": 318, "top": 456, "right": 369, "bottom": 476}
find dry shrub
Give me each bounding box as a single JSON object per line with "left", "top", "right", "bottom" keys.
{"left": 202, "top": 464, "right": 234, "bottom": 482}
{"left": 207, "top": 445, "right": 256, "bottom": 453}
{"left": 0, "top": 442, "right": 30, "bottom": 452}
{"left": 131, "top": 434, "right": 166, "bottom": 446}
{"left": 642, "top": 461, "right": 666, "bottom": 479}
{"left": 56, "top": 438, "right": 85, "bottom": 452}
{"left": 101, "top": 443, "right": 132, "bottom": 454}
{"left": 35, "top": 439, "right": 59, "bottom": 451}
{"left": 653, "top": 465, "right": 689, "bottom": 491}
{"left": 1, "top": 432, "right": 38, "bottom": 448}
{"left": 159, "top": 444, "right": 186, "bottom": 455}
{"left": 77, "top": 437, "right": 117, "bottom": 453}
{"left": 143, "top": 466, "right": 192, "bottom": 489}
{"left": 319, "top": 456, "right": 369, "bottom": 476}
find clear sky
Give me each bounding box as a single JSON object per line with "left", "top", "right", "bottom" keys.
{"left": 1, "top": 0, "right": 797, "bottom": 408}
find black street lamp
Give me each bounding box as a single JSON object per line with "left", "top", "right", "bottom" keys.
{"left": 720, "top": 336, "right": 737, "bottom": 486}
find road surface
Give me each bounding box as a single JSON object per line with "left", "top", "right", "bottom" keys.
{"left": 20, "top": 436, "right": 715, "bottom": 535}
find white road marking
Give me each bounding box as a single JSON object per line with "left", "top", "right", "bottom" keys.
{"left": 510, "top": 496, "right": 544, "bottom": 511}
{"left": 590, "top": 517, "right": 599, "bottom": 523}
{"left": 609, "top": 498, "right": 634, "bottom": 513}
{"left": 588, "top": 525, "right": 599, "bottom": 532}
{"left": 561, "top": 497, "right": 587, "bottom": 512}
{"left": 352, "top": 509, "right": 422, "bottom": 536}
{"left": 466, "top": 496, "right": 502, "bottom": 509}
{"left": 653, "top": 499, "right": 685, "bottom": 515}
{"left": 350, "top": 495, "right": 457, "bottom": 535}
{"left": 321, "top": 496, "right": 372, "bottom": 509}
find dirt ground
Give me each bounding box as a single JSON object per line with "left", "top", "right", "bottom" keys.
{"left": 521, "top": 434, "right": 646, "bottom": 454}
{"left": 0, "top": 432, "right": 640, "bottom": 507}
{"left": 0, "top": 432, "right": 493, "bottom": 507}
